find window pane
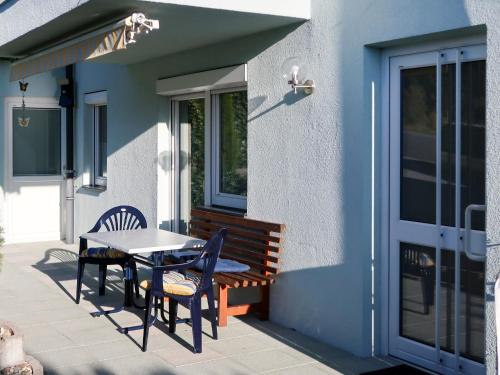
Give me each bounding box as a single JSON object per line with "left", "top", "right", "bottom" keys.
{"left": 399, "top": 242, "right": 485, "bottom": 363}
{"left": 219, "top": 91, "right": 247, "bottom": 196}
{"left": 97, "top": 106, "right": 107, "bottom": 178}
{"left": 13, "top": 108, "right": 61, "bottom": 176}
{"left": 179, "top": 99, "right": 205, "bottom": 235}
{"left": 400, "top": 66, "right": 436, "bottom": 224}
{"left": 461, "top": 60, "right": 486, "bottom": 231}
{"left": 400, "top": 242, "right": 436, "bottom": 347}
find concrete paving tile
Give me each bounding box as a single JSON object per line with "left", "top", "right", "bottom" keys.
{"left": 232, "top": 347, "right": 314, "bottom": 373}
{"left": 127, "top": 330, "right": 181, "bottom": 352}
{"left": 175, "top": 357, "right": 253, "bottom": 375}
{"left": 3, "top": 306, "right": 89, "bottom": 328}
{"left": 35, "top": 346, "right": 95, "bottom": 369}
{"left": 83, "top": 338, "right": 144, "bottom": 361}
{"left": 207, "top": 334, "right": 280, "bottom": 356}
{"left": 252, "top": 321, "right": 352, "bottom": 361}
{"left": 60, "top": 324, "right": 125, "bottom": 346}
{"left": 22, "top": 325, "right": 75, "bottom": 354}
{"left": 154, "top": 345, "right": 224, "bottom": 366}
{"left": 96, "top": 352, "right": 175, "bottom": 374}
{"left": 263, "top": 362, "right": 344, "bottom": 375}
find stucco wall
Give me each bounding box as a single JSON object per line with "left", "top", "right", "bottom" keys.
{"left": 71, "top": 27, "right": 296, "bottom": 240}
{"left": 246, "top": 0, "right": 500, "bottom": 369}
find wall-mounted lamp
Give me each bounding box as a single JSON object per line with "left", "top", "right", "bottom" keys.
{"left": 282, "top": 57, "right": 315, "bottom": 95}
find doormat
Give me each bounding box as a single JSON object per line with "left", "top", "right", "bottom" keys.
{"left": 360, "top": 364, "right": 430, "bottom": 375}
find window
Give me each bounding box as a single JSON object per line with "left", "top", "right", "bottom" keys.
{"left": 85, "top": 91, "right": 107, "bottom": 187}
{"left": 212, "top": 90, "right": 247, "bottom": 207}
{"left": 93, "top": 105, "right": 107, "bottom": 185}
{"left": 173, "top": 88, "right": 247, "bottom": 233}
{"left": 12, "top": 108, "right": 62, "bottom": 176}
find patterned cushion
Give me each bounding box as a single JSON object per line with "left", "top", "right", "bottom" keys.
{"left": 167, "top": 251, "right": 250, "bottom": 273}
{"left": 80, "top": 247, "right": 125, "bottom": 259}
{"left": 140, "top": 271, "right": 200, "bottom": 296}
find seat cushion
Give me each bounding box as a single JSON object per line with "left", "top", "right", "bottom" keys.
{"left": 194, "top": 258, "right": 250, "bottom": 273}
{"left": 80, "top": 247, "right": 125, "bottom": 259}
{"left": 167, "top": 251, "right": 250, "bottom": 273}
{"left": 140, "top": 271, "right": 200, "bottom": 296}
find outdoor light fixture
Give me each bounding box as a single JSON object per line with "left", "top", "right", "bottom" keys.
{"left": 125, "top": 13, "right": 160, "bottom": 45}
{"left": 281, "top": 57, "right": 315, "bottom": 95}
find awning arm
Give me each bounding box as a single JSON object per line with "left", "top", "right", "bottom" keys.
{"left": 10, "top": 13, "right": 159, "bottom": 81}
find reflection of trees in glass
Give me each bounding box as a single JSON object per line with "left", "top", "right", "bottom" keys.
{"left": 220, "top": 91, "right": 247, "bottom": 196}
{"left": 402, "top": 67, "right": 436, "bottom": 135}
{"left": 188, "top": 99, "right": 205, "bottom": 208}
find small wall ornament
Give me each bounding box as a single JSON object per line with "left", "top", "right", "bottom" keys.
{"left": 17, "top": 81, "right": 30, "bottom": 128}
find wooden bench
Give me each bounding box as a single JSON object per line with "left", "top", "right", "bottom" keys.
{"left": 189, "top": 208, "right": 285, "bottom": 327}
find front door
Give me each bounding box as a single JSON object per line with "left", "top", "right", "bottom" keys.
{"left": 388, "top": 45, "right": 486, "bottom": 374}
{"left": 4, "top": 97, "right": 65, "bottom": 243}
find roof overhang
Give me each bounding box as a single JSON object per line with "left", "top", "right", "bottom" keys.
{"left": 0, "top": 0, "right": 310, "bottom": 65}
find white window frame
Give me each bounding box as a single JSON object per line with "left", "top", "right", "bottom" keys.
{"left": 171, "top": 86, "right": 248, "bottom": 216}
{"left": 84, "top": 91, "right": 107, "bottom": 187}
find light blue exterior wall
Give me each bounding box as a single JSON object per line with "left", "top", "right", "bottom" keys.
{"left": 0, "top": 63, "right": 63, "bottom": 227}
{"left": 246, "top": 0, "right": 500, "bottom": 369}
{"left": 2, "top": 0, "right": 500, "bottom": 373}
{"left": 71, "top": 26, "right": 293, "bottom": 236}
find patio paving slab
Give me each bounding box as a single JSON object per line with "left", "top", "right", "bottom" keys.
{"left": 0, "top": 240, "right": 398, "bottom": 374}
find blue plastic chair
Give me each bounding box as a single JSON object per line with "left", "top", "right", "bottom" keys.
{"left": 141, "top": 228, "right": 227, "bottom": 353}
{"left": 76, "top": 205, "right": 147, "bottom": 304}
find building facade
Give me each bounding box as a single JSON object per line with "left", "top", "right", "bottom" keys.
{"left": 1, "top": 0, "right": 500, "bottom": 374}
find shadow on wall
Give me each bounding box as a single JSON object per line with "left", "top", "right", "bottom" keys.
{"left": 70, "top": 23, "right": 303, "bottom": 222}
{"left": 347, "top": 0, "right": 475, "bottom": 361}
{"left": 248, "top": 91, "right": 308, "bottom": 123}
{"left": 243, "top": 0, "right": 476, "bottom": 360}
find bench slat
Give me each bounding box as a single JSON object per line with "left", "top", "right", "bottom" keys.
{"left": 190, "top": 223, "right": 282, "bottom": 252}
{"left": 190, "top": 219, "right": 283, "bottom": 244}
{"left": 190, "top": 228, "right": 280, "bottom": 263}
{"left": 192, "top": 208, "right": 284, "bottom": 233}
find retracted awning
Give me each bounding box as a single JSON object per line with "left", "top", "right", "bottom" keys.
{"left": 9, "top": 13, "right": 159, "bottom": 81}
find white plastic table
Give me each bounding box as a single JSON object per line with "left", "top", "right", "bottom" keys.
{"left": 80, "top": 228, "right": 205, "bottom": 322}
{"left": 82, "top": 228, "right": 205, "bottom": 255}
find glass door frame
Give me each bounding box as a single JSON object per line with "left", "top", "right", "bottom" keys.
{"left": 171, "top": 92, "right": 211, "bottom": 234}
{"left": 387, "top": 44, "right": 486, "bottom": 374}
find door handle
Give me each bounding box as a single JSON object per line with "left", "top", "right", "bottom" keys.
{"left": 464, "top": 204, "right": 486, "bottom": 261}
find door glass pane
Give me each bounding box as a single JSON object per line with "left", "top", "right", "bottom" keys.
{"left": 12, "top": 108, "right": 61, "bottom": 176}
{"left": 97, "top": 105, "right": 107, "bottom": 178}
{"left": 439, "top": 251, "right": 485, "bottom": 363}
{"left": 179, "top": 98, "right": 205, "bottom": 235}
{"left": 399, "top": 243, "right": 485, "bottom": 363}
{"left": 441, "top": 63, "right": 456, "bottom": 228}
{"left": 461, "top": 60, "right": 486, "bottom": 231}
{"left": 219, "top": 91, "right": 247, "bottom": 196}
{"left": 400, "top": 67, "right": 436, "bottom": 224}
{"left": 400, "top": 242, "right": 436, "bottom": 347}
{"left": 440, "top": 60, "right": 486, "bottom": 230}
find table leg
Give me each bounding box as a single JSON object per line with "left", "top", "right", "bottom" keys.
{"left": 124, "top": 265, "right": 133, "bottom": 308}
{"left": 118, "top": 252, "right": 164, "bottom": 333}
{"left": 91, "top": 261, "right": 136, "bottom": 317}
